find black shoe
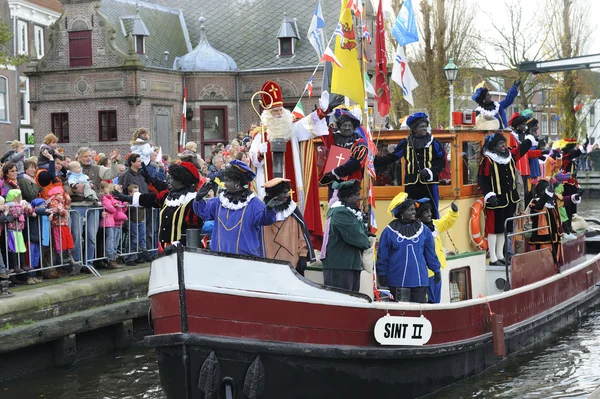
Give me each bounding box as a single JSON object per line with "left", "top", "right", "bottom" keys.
{"left": 125, "top": 261, "right": 137, "bottom": 266}
{"left": 94, "top": 260, "right": 109, "bottom": 269}
{"left": 489, "top": 260, "right": 505, "bottom": 266}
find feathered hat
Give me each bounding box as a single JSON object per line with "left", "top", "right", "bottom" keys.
{"left": 471, "top": 81, "right": 489, "bottom": 104}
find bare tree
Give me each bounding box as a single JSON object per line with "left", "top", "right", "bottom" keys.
{"left": 544, "top": 0, "right": 592, "bottom": 139}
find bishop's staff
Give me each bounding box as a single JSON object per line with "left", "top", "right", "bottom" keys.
{"left": 251, "top": 90, "right": 274, "bottom": 184}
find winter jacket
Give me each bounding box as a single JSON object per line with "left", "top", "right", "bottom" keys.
{"left": 376, "top": 221, "right": 441, "bottom": 288}
{"left": 99, "top": 194, "right": 118, "bottom": 228}
{"left": 70, "top": 162, "right": 120, "bottom": 204}
{"left": 1, "top": 150, "right": 25, "bottom": 176}
{"left": 114, "top": 200, "right": 128, "bottom": 227}
{"left": 37, "top": 144, "right": 55, "bottom": 167}
{"left": 130, "top": 138, "right": 154, "bottom": 166}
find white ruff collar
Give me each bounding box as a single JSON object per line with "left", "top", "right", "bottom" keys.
{"left": 275, "top": 201, "right": 297, "bottom": 221}
{"left": 387, "top": 223, "right": 424, "bottom": 242}
{"left": 330, "top": 201, "right": 363, "bottom": 221}
{"left": 219, "top": 192, "right": 255, "bottom": 210}
{"left": 484, "top": 150, "right": 511, "bottom": 165}
{"left": 475, "top": 102, "right": 500, "bottom": 117}
{"left": 164, "top": 192, "right": 196, "bottom": 207}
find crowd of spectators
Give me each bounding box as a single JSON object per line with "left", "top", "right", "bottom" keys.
{"left": 0, "top": 127, "right": 254, "bottom": 286}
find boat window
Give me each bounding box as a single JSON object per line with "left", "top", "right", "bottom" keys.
{"left": 462, "top": 141, "right": 482, "bottom": 185}
{"left": 374, "top": 141, "right": 402, "bottom": 186}
{"left": 439, "top": 141, "right": 452, "bottom": 186}
{"left": 449, "top": 267, "right": 472, "bottom": 302}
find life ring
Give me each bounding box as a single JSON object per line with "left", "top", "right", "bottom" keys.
{"left": 469, "top": 198, "right": 488, "bottom": 250}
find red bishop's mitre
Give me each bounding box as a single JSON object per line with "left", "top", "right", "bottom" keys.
{"left": 261, "top": 81, "right": 284, "bottom": 108}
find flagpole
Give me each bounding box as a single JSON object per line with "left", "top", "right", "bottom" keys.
{"left": 357, "top": 1, "right": 371, "bottom": 220}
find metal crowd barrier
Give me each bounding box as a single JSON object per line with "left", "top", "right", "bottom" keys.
{"left": 2, "top": 204, "right": 160, "bottom": 280}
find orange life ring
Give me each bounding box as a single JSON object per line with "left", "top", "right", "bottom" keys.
{"left": 469, "top": 198, "right": 488, "bottom": 250}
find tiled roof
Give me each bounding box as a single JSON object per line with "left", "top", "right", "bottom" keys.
{"left": 99, "top": 0, "right": 191, "bottom": 68}
{"left": 27, "top": 0, "right": 63, "bottom": 13}
{"left": 143, "top": 0, "right": 342, "bottom": 70}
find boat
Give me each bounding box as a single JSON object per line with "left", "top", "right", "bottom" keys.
{"left": 144, "top": 129, "right": 600, "bottom": 398}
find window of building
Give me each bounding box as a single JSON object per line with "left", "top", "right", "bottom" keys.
{"left": 0, "top": 77, "right": 8, "bottom": 122}
{"left": 279, "top": 38, "right": 293, "bottom": 56}
{"left": 135, "top": 35, "right": 145, "bottom": 54}
{"left": 51, "top": 113, "right": 69, "bottom": 142}
{"left": 19, "top": 76, "right": 30, "bottom": 125}
{"left": 541, "top": 89, "right": 548, "bottom": 105}
{"left": 68, "top": 31, "right": 93, "bottom": 67}
{"left": 541, "top": 113, "right": 548, "bottom": 135}
{"left": 34, "top": 26, "right": 44, "bottom": 59}
{"left": 590, "top": 107, "right": 595, "bottom": 128}
{"left": 462, "top": 141, "right": 481, "bottom": 185}
{"left": 200, "top": 107, "right": 227, "bottom": 157}
{"left": 550, "top": 114, "right": 557, "bottom": 135}
{"left": 449, "top": 267, "right": 472, "bottom": 302}
{"left": 99, "top": 111, "right": 117, "bottom": 141}
{"left": 17, "top": 20, "right": 28, "bottom": 55}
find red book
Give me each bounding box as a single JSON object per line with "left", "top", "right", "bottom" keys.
{"left": 323, "top": 146, "right": 352, "bottom": 174}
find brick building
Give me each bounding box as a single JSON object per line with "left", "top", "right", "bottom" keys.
{"left": 1, "top": 0, "right": 61, "bottom": 151}
{"left": 25, "top": 0, "right": 357, "bottom": 158}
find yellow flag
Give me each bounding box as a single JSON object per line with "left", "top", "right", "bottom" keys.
{"left": 331, "top": 0, "right": 365, "bottom": 109}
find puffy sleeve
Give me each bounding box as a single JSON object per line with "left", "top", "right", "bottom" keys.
{"left": 376, "top": 227, "right": 391, "bottom": 278}
{"left": 293, "top": 111, "right": 329, "bottom": 142}
{"left": 423, "top": 229, "right": 441, "bottom": 273}
{"left": 434, "top": 208, "right": 458, "bottom": 233}
{"left": 192, "top": 197, "right": 219, "bottom": 221}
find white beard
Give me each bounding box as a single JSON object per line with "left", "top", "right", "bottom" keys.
{"left": 261, "top": 109, "right": 294, "bottom": 141}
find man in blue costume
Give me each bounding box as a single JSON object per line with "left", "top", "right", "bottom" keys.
{"left": 374, "top": 112, "right": 446, "bottom": 218}
{"left": 193, "top": 160, "right": 283, "bottom": 257}
{"left": 472, "top": 80, "right": 521, "bottom": 130}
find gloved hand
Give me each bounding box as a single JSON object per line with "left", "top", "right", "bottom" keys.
{"left": 572, "top": 193, "right": 581, "bottom": 204}
{"left": 327, "top": 93, "right": 345, "bottom": 112}
{"left": 266, "top": 197, "right": 287, "bottom": 210}
{"left": 419, "top": 169, "right": 431, "bottom": 181}
{"left": 296, "top": 256, "right": 307, "bottom": 277}
{"left": 319, "top": 90, "right": 330, "bottom": 112}
{"left": 112, "top": 191, "right": 133, "bottom": 203}
{"left": 258, "top": 142, "right": 268, "bottom": 154}
{"left": 378, "top": 275, "right": 388, "bottom": 287}
{"left": 320, "top": 172, "right": 336, "bottom": 185}
{"left": 451, "top": 202, "right": 458, "bottom": 212}
{"left": 513, "top": 80, "right": 522, "bottom": 88}
{"left": 486, "top": 195, "right": 499, "bottom": 207}
{"left": 434, "top": 272, "right": 441, "bottom": 284}
{"left": 541, "top": 149, "right": 550, "bottom": 155}
{"left": 140, "top": 163, "right": 152, "bottom": 184}
{"left": 551, "top": 150, "right": 558, "bottom": 159}
{"left": 195, "top": 183, "right": 212, "bottom": 202}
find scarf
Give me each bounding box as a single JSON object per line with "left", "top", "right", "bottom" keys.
{"left": 407, "top": 133, "right": 433, "bottom": 150}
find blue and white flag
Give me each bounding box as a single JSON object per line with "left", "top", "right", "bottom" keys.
{"left": 392, "top": 0, "right": 419, "bottom": 47}
{"left": 307, "top": 0, "right": 327, "bottom": 57}
{"left": 391, "top": 45, "right": 419, "bottom": 105}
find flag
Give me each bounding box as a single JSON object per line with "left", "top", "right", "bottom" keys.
{"left": 392, "top": 0, "right": 419, "bottom": 47}
{"left": 362, "top": 21, "right": 372, "bottom": 44}
{"left": 364, "top": 72, "right": 375, "bottom": 95}
{"left": 307, "top": 0, "right": 326, "bottom": 57}
{"left": 391, "top": 45, "right": 419, "bottom": 106}
{"left": 180, "top": 85, "right": 187, "bottom": 152}
{"left": 331, "top": 0, "right": 365, "bottom": 109}
{"left": 292, "top": 101, "right": 305, "bottom": 119}
{"left": 305, "top": 76, "right": 314, "bottom": 97}
{"left": 374, "top": 0, "right": 390, "bottom": 117}
{"left": 333, "top": 22, "right": 345, "bottom": 47}
{"left": 321, "top": 46, "right": 343, "bottom": 68}
{"left": 346, "top": 0, "right": 362, "bottom": 17}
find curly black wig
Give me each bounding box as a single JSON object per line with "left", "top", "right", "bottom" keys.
{"left": 221, "top": 163, "right": 250, "bottom": 187}
{"left": 168, "top": 163, "right": 198, "bottom": 187}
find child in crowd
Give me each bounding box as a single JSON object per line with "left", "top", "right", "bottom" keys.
{"left": 37, "top": 133, "right": 58, "bottom": 168}
{"left": 47, "top": 186, "right": 75, "bottom": 266}
{"left": 67, "top": 161, "right": 100, "bottom": 205}
{"left": 112, "top": 184, "right": 129, "bottom": 263}
{"left": 179, "top": 141, "right": 202, "bottom": 170}
{"left": 23, "top": 197, "right": 50, "bottom": 283}
{"left": 130, "top": 127, "right": 154, "bottom": 166}
{"left": 1, "top": 140, "right": 27, "bottom": 179}
{"left": 99, "top": 182, "right": 122, "bottom": 269}
{"left": 5, "top": 189, "right": 35, "bottom": 274}
{"left": 124, "top": 184, "right": 147, "bottom": 266}
{"left": 0, "top": 197, "right": 10, "bottom": 279}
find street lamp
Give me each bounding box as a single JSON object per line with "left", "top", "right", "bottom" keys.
{"left": 444, "top": 57, "right": 459, "bottom": 130}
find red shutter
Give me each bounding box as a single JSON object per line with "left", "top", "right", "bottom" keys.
{"left": 69, "top": 31, "right": 92, "bottom": 67}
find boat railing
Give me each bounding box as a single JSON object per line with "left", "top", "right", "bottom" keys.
{"left": 503, "top": 211, "right": 548, "bottom": 291}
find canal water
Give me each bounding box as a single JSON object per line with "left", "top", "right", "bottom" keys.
{"left": 3, "top": 205, "right": 600, "bottom": 399}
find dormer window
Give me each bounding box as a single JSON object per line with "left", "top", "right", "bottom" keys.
{"left": 277, "top": 13, "right": 299, "bottom": 57}
{"left": 135, "top": 35, "right": 145, "bottom": 54}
